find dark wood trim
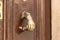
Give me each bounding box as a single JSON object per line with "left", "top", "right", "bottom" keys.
{"left": 45, "top": 0, "right": 51, "bottom": 40}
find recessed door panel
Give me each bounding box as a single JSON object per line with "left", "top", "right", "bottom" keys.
{"left": 13, "top": 0, "right": 37, "bottom": 40}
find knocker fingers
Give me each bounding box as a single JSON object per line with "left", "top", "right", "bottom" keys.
{"left": 27, "top": 23, "right": 35, "bottom": 31}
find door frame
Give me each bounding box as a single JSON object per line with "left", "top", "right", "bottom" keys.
{"left": 3, "top": 0, "right": 51, "bottom": 40}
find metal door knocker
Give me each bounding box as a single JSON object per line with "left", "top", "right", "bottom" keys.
{"left": 19, "top": 11, "right": 35, "bottom": 32}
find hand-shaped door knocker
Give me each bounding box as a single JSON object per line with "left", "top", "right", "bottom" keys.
{"left": 19, "top": 11, "right": 35, "bottom": 32}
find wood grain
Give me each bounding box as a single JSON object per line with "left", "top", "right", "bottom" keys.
{"left": 3, "top": 0, "right": 51, "bottom": 40}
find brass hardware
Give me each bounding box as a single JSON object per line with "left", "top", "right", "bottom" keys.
{"left": 23, "top": 0, "right": 27, "bottom": 2}
{"left": 19, "top": 11, "right": 35, "bottom": 32}
{"left": 0, "top": 1, "right": 3, "bottom": 19}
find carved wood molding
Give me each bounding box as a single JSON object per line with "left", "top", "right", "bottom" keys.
{"left": 36, "top": 0, "right": 51, "bottom": 40}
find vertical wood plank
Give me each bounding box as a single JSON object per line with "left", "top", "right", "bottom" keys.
{"left": 45, "top": 0, "right": 51, "bottom": 40}
{"left": 4, "top": 0, "right": 7, "bottom": 40}
{"left": 6, "top": 0, "right": 13, "bottom": 40}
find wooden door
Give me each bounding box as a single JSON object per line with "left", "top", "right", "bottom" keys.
{"left": 3, "top": 0, "right": 51, "bottom": 40}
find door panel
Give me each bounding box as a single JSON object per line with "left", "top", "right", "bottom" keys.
{"left": 3, "top": 0, "right": 51, "bottom": 40}
{"left": 13, "top": 0, "right": 36, "bottom": 40}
